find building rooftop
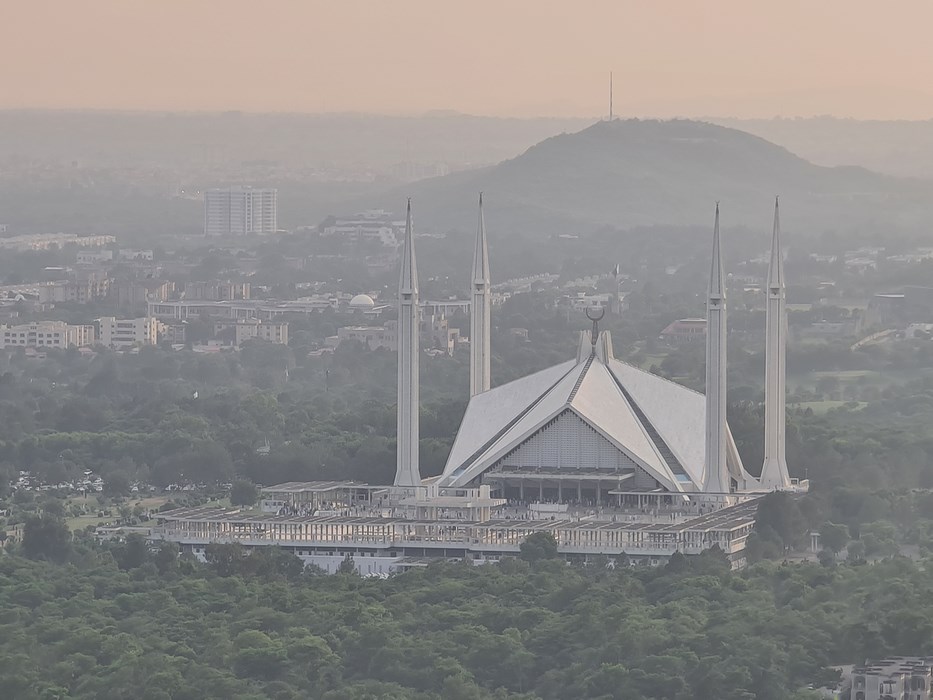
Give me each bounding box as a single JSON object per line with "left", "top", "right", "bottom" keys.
{"left": 261, "top": 480, "right": 367, "bottom": 494}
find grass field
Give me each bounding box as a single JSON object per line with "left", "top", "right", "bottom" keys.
{"left": 64, "top": 494, "right": 175, "bottom": 532}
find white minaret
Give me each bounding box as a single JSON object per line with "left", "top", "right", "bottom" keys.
{"left": 395, "top": 199, "right": 421, "bottom": 487}
{"left": 703, "top": 204, "right": 730, "bottom": 494}
{"left": 470, "top": 193, "right": 491, "bottom": 396}
{"left": 760, "top": 197, "right": 791, "bottom": 490}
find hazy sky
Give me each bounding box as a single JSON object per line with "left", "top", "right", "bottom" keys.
{"left": 5, "top": 0, "right": 933, "bottom": 118}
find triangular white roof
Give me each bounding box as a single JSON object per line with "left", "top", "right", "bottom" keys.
{"left": 439, "top": 330, "right": 755, "bottom": 491}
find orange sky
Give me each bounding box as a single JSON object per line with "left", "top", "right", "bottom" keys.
{"left": 4, "top": 0, "right": 933, "bottom": 118}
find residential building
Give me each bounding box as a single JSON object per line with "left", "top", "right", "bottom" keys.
{"left": 113, "top": 280, "right": 174, "bottom": 309}
{"left": 322, "top": 209, "right": 404, "bottom": 247}
{"left": 118, "top": 249, "right": 154, "bottom": 261}
{"left": 0, "top": 233, "right": 115, "bottom": 251}
{"left": 848, "top": 657, "right": 933, "bottom": 700}
{"left": 76, "top": 250, "right": 114, "bottom": 265}
{"left": 160, "top": 322, "right": 186, "bottom": 344}
{"left": 659, "top": 318, "right": 707, "bottom": 343}
{"left": 184, "top": 281, "right": 250, "bottom": 301}
{"left": 235, "top": 319, "right": 288, "bottom": 346}
{"left": 37, "top": 279, "right": 111, "bottom": 304}
{"left": 333, "top": 313, "right": 459, "bottom": 356}
{"left": 204, "top": 186, "right": 277, "bottom": 236}
{"left": 336, "top": 325, "right": 396, "bottom": 351}
{"left": 214, "top": 318, "right": 288, "bottom": 346}
{"left": 97, "top": 317, "right": 159, "bottom": 349}
{"left": 421, "top": 312, "right": 460, "bottom": 355}
{"left": 0, "top": 321, "right": 95, "bottom": 349}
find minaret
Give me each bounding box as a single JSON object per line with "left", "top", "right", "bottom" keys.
{"left": 703, "top": 204, "right": 730, "bottom": 494}
{"left": 760, "top": 197, "right": 791, "bottom": 489}
{"left": 470, "top": 193, "right": 491, "bottom": 396}
{"left": 395, "top": 199, "right": 421, "bottom": 487}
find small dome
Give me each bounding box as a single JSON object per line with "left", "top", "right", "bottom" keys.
{"left": 349, "top": 294, "right": 376, "bottom": 308}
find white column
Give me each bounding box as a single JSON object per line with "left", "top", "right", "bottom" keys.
{"left": 760, "top": 198, "right": 791, "bottom": 489}
{"left": 703, "top": 204, "right": 730, "bottom": 494}
{"left": 395, "top": 200, "right": 421, "bottom": 487}
{"left": 470, "top": 193, "right": 491, "bottom": 396}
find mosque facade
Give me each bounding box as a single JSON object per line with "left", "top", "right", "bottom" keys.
{"left": 148, "top": 197, "right": 803, "bottom": 574}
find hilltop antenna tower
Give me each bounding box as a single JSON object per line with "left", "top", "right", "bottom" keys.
{"left": 609, "top": 71, "right": 613, "bottom": 121}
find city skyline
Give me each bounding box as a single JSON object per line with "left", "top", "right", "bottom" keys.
{"left": 5, "top": 1, "right": 933, "bottom": 119}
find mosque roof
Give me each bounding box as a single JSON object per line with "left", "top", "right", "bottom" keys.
{"left": 438, "top": 330, "right": 754, "bottom": 492}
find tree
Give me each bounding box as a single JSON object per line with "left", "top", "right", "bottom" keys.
{"left": 230, "top": 480, "right": 259, "bottom": 507}
{"left": 336, "top": 553, "right": 357, "bottom": 575}
{"left": 847, "top": 539, "right": 866, "bottom": 562}
{"left": 115, "top": 533, "right": 149, "bottom": 570}
{"left": 205, "top": 542, "right": 246, "bottom": 577}
{"left": 21, "top": 515, "right": 71, "bottom": 562}
{"left": 103, "top": 471, "right": 132, "bottom": 497}
{"left": 153, "top": 541, "right": 180, "bottom": 575}
{"left": 519, "top": 531, "right": 558, "bottom": 562}
{"left": 819, "top": 522, "right": 850, "bottom": 555}
{"left": 755, "top": 492, "right": 808, "bottom": 552}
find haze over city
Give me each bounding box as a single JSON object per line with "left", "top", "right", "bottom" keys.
{"left": 6, "top": 0, "right": 933, "bottom": 118}
{"left": 4, "top": 3, "right": 933, "bottom": 699}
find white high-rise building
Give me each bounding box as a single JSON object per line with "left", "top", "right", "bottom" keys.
{"left": 97, "top": 317, "right": 159, "bottom": 349}
{"left": 204, "top": 187, "right": 277, "bottom": 236}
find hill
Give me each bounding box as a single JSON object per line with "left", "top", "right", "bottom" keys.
{"left": 715, "top": 116, "right": 933, "bottom": 179}
{"left": 348, "top": 119, "right": 933, "bottom": 236}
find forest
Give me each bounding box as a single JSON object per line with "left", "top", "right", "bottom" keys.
{"left": 5, "top": 530, "right": 933, "bottom": 700}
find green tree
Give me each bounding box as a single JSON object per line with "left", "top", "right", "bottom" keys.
{"left": 115, "top": 533, "right": 149, "bottom": 570}
{"left": 519, "top": 531, "right": 558, "bottom": 562}
{"left": 819, "top": 522, "right": 850, "bottom": 555}
{"left": 230, "top": 479, "right": 259, "bottom": 507}
{"left": 21, "top": 515, "right": 71, "bottom": 562}
{"left": 755, "top": 492, "right": 808, "bottom": 552}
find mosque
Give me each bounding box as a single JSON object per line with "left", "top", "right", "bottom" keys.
{"left": 149, "top": 196, "right": 802, "bottom": 574}
{"left": 395, "top": 196, "right": 796, "bottom": 502}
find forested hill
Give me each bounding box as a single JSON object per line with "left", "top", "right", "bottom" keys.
{"left": 357, "top": 119, "right": 933, "bottom": 236}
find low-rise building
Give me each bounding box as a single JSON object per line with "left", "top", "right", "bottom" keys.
{"left": 214, "top": 318, "right": 288, "bottom": 346}
{"left": 97, "top": 317, "right": 159, "bottom": 349}
{"left": 113, "top": 280, "right": 174, "bottom": 309}
{"left": 335, "top": 313, "right": 460, "bottom": 355}
{"left": 660, "top": 318, "right": 707, "bottom": 343}
{"left": 184, "top": 281, "right": 250, "bottom": 301}
{"left": 118, "top": 249, "right": 153, "bottom": 261}
{"left": 38, "top": 279, "right": 111, "bottom": 304}
{"left": 0, "top": 233, "right": 115, "bottom": 251}
{"left": 322, "top": 209, "right": 404, "bottom": 247}
{"left": 76, "top": 250, "right": 114, "bottom": 265}
{"left": 848, "top": 657, "right": 933, "bottom": 700}
{"left": 0, "top": 321, "right": 96, "bottom": 349}
{"left": 336, "top": 325, "right": 395, "bottom": 351}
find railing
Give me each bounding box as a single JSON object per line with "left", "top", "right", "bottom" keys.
{"left": 154, "top": 527, "right": 744, "bottom": 556}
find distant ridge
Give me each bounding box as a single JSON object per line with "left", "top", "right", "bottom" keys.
{"left": 354, "top": 119, "right": 933, "bottom": 235}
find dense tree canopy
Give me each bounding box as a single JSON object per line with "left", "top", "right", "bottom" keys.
{"left": 2, "top": 543, "right": 931, "bottom": 700}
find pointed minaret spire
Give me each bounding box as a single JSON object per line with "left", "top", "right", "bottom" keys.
{"left": 703, "top": 203, "right": 730, "bottom": 494}
{"left": 760, "top": 197, "right": 791, "bottom": 489}
{"left": 470, "top": 193, "right": 491, "bottom": 396}
{"left": 767, "top": 196, "right": 785, "bottom": 290}
{"left": 395, "top": 199, "right": 421, "bottom": 487}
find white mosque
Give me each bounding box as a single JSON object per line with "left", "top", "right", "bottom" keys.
{"left": 395, "top": 195, "right": 796, "bottom": 502}
{"left": 150, "top": 196, "right": 801, "bottom": 574}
